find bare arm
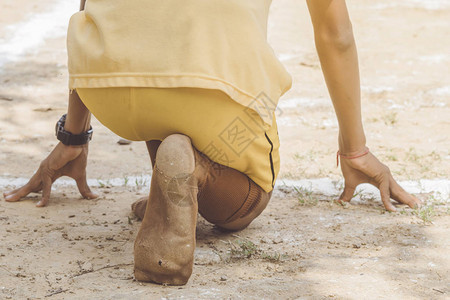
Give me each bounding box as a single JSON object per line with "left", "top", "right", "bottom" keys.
{"left": 306, "top": 0, "right": 365, "bottom": 155}
{"left": 2, "top": 0, "right": 96, "bottom": 206}
{"left": 65, "top": 0, "right": 90, "bottom": 134}
{"left": 306, "top": 0, "right": 420, "bottom": 211}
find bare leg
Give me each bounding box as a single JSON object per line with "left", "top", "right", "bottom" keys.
{"left": 146, "top": 140, "right": 162, "bottom": 167}
{"left": 215, "top": 191, "right": 271, "bottom": 231}
{"left": 134, "top": 134, "right": 198, "bottom": 285}
{"left": 193, "top": 150, "right": 271, "bottom": 231}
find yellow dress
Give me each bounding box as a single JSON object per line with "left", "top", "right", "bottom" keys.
{"left": 68, "top": 0, "right": 292, "bottom": 192}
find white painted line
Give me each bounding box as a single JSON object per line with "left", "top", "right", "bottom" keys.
{"left": 1, "top": 176, "right": 448, "bottom": 202}
{"left": 430, "top": 86, "right": 450, "bottom": 96}
{"left": 280, "top": 178, "right": 450, "bottom": 202}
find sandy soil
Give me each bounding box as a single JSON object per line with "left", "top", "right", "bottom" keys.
{"left": 0, "top": 0, "right": 449, "bottom": 299}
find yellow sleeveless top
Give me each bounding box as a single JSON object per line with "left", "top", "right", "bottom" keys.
{"left": 67, "top": 0, "right": 292, "bottom": 125}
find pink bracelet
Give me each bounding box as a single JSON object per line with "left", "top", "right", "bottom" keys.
{"left": 336, "top": 147, "right": 370, "bottom": 167}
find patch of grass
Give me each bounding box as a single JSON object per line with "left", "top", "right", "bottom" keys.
{"left": 227, "top": 239, "right": 288, "bottom": 263}
{"left": 404, "top": 148, "right": 443, "bottom": 170}
{"left": 428, "top": 192, "right": 447, "bottom": 206}
{"left": 397, "top": 193, "right": 448, "bottom": 220}
{"left": 429, "top": 151, "right": 441, "bottom": 161}
{"left": 398, "top": 166, "right": 414, "bottom": 180}
{"left": 382, "top": 112, "right": 398, "bottom": 126}
{"left": 402, "top": 148, "right": 443, "bottom": 176}
{"left": 123, "top": 176, "right": 129, "bottom": 187}
{"left": 97, "top": 179, "right": 112, "bottom": 188}
{"left": 359, "top": 192, "right": 377, "bottom": 203}
{"left": 420, "top": 164, "right": 431, "bottom": 173}
{"left": 386, "top": 154, "right": 398, "bottom": 161}
{"left": 405, "top": 147, "right": 420, "bottom": 163}
{"left": 293, "top": 185, "right": 317, "bottom": 205}
{"left": 229, "top": 239, "right": 258, "bottom": 259}
{"left": 260, "top": 252, "right": 289, "bottom": 263}
{"left": 97, "top": 180, "right": 106, "bottom": 188}
{"left": 351, "top": 190, "right": 364, "bottom": 200}
{"left": 135, "top": 176, "right": 148, "bottom": 189}
{"left": 293, "top": 152, "right": 304, "bottom": 161}
{"left": 399, "top": 208, "right": 409, "bottom": 215}
{"left": 414, "top": 205, "right": 435, "bottom": 224}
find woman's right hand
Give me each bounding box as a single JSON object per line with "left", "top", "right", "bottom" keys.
{"left": 338, "top": 151, "right": 421, "bottom": 212}
{"left": 3, "top": 142, "right": 98, "bottom": 207}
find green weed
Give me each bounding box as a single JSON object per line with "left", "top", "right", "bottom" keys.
{"left": 405, "top": 147, "right": 420, "bottom": 163}
{"left": 227, "top": 239, "right": 287, "bottom": 263}
{"left": 386, "top": 154, "right": 398, "bottom": 161}
{"left": 260, "top": 252, "right": 289, "bottom": 263}
{"left": 414, "top": 205, "right": 435, "bottom": 224}
{"left": 293, "top": 185, "right": 317, "bottom": 205}
{"left": 229, "top": 239, "right": 259, "bottom": 259}
{"left": 382, "top": 112, "right": 398, "bottom": 126}
{"left": 97, "top": 180, "right": 106, "bottom": 188}
{"left": 135, "top": 176, "right": 148, "bottom": 189}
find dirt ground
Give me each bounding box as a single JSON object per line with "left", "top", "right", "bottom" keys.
{"left": 0, "top": 0, "right": 449, "bottom": 299}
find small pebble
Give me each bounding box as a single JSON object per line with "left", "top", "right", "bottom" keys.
{"left": 81, "top": 261, "right": 93, "bottom": 272}
{"left": 117, "top": 139, "right": 132, "bottom": 145}
{"left": 272, "top": 238, "right": 283, "bottom": 244}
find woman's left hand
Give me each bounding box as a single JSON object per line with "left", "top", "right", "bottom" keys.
{"left": 338, "top": 151, "right": 421, "bottom": 212}
{"left": 3, "top": 142, "right": 98, "bottom": 207}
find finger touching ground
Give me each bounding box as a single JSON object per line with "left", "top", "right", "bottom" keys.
{"left": 379, "top": 181, "right": 396, "bottom": 212}
{"left": 389, "top": 177, "right": 422, "bottom": 209}
{"left": 36, "top": 177, "right": 52, "bottom": 207}
{"left": 3, "top": 187, "right": 21, "bottom": 197}
{"left": 4, "top": 184, "right": 34, "bottom": 202}
{"left": 339, "top": 184, "right": 356, "bottom": 203}
{"left": 76, "top": 177, "right": 98, "bottom": 199}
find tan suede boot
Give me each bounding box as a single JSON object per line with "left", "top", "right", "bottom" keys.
{"left": 133, "top": 134, "right": 199, "bottom": 285}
